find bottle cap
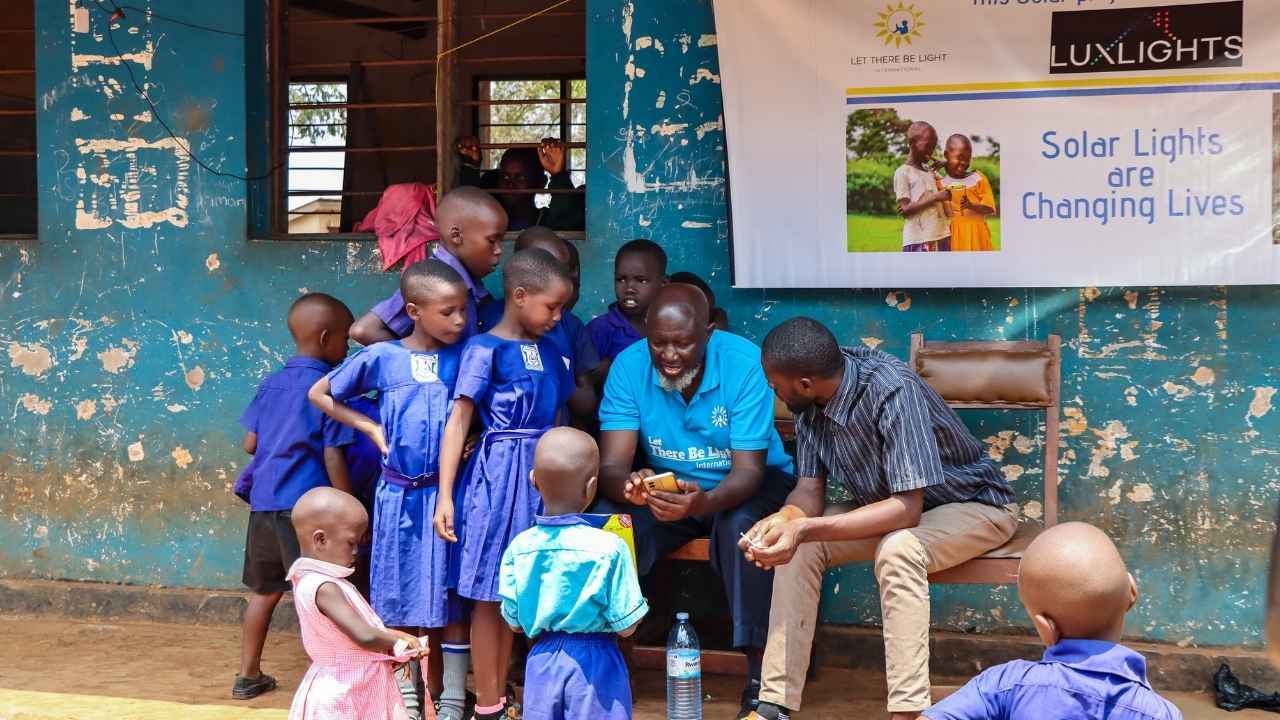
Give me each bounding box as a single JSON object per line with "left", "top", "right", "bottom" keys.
{"left": 676, "top": 612, "right": 689, "bottom": 621}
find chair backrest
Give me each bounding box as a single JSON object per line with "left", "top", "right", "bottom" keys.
{"left": 909, "top": 334, "right": 1062, "bottom": 527}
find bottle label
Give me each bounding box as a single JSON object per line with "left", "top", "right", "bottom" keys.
{"left": 667, "top": 649, "right": 701, "bottom": 679}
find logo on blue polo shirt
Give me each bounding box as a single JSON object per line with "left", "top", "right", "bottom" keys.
{"left": 711, "top": 405, "right": 728, "bottom": 428}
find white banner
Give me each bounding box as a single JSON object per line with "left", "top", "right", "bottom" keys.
{"left": 714, "top": 0, "right": 1280, "bottom": 288}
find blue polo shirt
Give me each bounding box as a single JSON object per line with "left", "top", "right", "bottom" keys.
{"left": 599, "top": 330, "right": 794, "bottom": 490}
{"left": 371, "top": 246, "right": 497, "bottom": 340}
{"left": 924, "top": 640, "right": 1181, "bottom": 720}
{"left": 236, "top": 356, "right": 357, "bottom": 512}
{"left": 582, "top": 303, "right": 643, "bottom": 373}
{"left": 498, "top": 514, "right": 648, "bottom": 638}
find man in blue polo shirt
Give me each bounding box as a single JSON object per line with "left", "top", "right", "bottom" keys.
{"left": 596, "top": 283, "right": 795, "bottom": 717}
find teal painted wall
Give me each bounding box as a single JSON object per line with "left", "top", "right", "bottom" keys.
{"left": 2, "top": 1, "right": 389, "bottom": 588}
{"left": 0, "top": 0, "right": 1274, "bottom": 650}
{"left": 582, "top": 0, "right": 1278, "bottom": 648}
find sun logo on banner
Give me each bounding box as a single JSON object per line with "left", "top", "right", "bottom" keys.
{"left": 874, "top": 2, "right": 925, "bottom": 48}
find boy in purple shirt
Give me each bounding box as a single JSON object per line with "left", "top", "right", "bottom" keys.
{"left": 581, "top": 239, "right": 667, "bottom": 388}
{"left": 922, "top": 523, "right": 1181, "bottom": 720}
{"left": 349, "top": 186, "right": 508, "bottom": 346}
{"left": 231, "top": 293, "right": 358, "bottom": 700}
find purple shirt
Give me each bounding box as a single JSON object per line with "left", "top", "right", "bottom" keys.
{"left": 370, "top": 246, "right": 495, "bottom": 340}
{"left": 235, "top": 356, "right": 357, "bottom": 511}
{"left": 924, "top": 640, "right": 1181, "bottom": 720}
{"left": 582, "top": 303, "right": 643, "bottom": 372}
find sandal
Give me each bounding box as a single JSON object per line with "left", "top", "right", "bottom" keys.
{"left": 231, "top": 672, "right": 278, "bottom": 700}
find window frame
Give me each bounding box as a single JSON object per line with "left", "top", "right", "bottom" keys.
{"left": 0, "top": 14, "right": 37, "bottom": 240}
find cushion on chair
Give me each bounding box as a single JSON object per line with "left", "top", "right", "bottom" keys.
{"left": 914, "top": 343, "right": 1052, "bottom": 406}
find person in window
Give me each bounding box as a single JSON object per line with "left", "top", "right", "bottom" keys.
{"left": 455, "top": 136, "right": 585, "bottom": 232}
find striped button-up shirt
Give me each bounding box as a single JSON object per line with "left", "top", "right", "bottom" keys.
{"left": 796, "top": 347, "right": 1013, "bottom": 511}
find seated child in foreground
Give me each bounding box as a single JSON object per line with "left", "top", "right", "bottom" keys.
{"left": 288, "top": 486, "right": 434, "bottom": 720}
{"left": 498, "top": 428, "right": 648, "bottom": 720}
{"left": 924, "top": 522, "right": 1181, "bottom": 720}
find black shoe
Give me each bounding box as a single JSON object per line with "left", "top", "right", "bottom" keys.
{"left": 737, "top": 679, "right": 762, "bottom": 720}
{"left": 231, "top": 672, "right": 278, "bottom": 700}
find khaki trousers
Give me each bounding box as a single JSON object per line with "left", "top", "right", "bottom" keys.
{"left": 758, "top": 502, "right": 1017, "bottom": 714}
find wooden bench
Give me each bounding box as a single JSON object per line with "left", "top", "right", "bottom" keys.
{"left": 634, "top": 334, "right": 1062, "bottom": 673}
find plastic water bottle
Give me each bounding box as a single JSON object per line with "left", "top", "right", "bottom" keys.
{"left": 666, "top": 611, "right": 702, "bottom": 720}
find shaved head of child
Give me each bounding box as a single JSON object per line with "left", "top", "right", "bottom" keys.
{"left": 530, "top": 427, "right": 600, "bottom": 515}
{"left": 515, "top": 226, "right": 570, "bottom": 265}
{"left": 288, "top": 292, "right": 354, "bottom": 365}
{"left": 1018, "top": 521, "right": 1137, "bottom": 646}
{"left": 437, "top": 186, "right": 508, "bottom": 280}
{"left": 292, "top": 486, "right": 369, "bottom": 569}
{"left": 401, "top": 258, "right": 469, "bottom": 347}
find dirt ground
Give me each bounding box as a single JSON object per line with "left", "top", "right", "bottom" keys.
{"left": 0, "top": 616, "right": 1270, "bottom": 720}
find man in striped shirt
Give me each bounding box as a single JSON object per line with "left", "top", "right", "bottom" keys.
{"left": 740, "top": 317, "right": 1016, "bottom": 720}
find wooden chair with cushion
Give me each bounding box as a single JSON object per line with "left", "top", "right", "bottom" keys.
{"left": 637, "top": 334, "right": 1062, "bottom": 672}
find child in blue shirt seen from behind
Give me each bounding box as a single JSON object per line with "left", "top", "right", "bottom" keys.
{"left": 924, "top": 522, "right": 1181, "bottom": 720}
{"left": 499, "top": 427, "right": 647, "bottom": 720}
{"left": 435, "top": 247, "right": 576, "bottom": 720}
{"left": 232, "top": 293, "right": 357, "bottom": 701}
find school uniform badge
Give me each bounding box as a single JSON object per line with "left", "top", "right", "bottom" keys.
{"left": 520, "top": 344, "right": 544, "bottom": 372}
{"left": 410, "top": 354, "right": 439, "bottom": 383}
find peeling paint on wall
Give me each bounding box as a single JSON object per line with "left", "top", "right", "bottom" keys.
{"left": 8, "top": 342, "right": 54, "bottom": 378}
{"left": 97, "top": 340, "right": 138, "bottom": 374}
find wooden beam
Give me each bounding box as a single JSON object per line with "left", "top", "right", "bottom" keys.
{"left": 435, "top": 0, "right": 457, "bottom": 192}
{"left": 270, "top": 0, "right": 288, "bottom": 234}
{"left": 289, "top": 0, "right": 429, "bottom": 38}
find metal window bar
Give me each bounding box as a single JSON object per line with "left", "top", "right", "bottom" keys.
{"left": 288, "top": 10, "right": 584, "bottom": 27}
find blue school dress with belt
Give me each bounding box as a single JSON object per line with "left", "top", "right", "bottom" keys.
{"left": 326, "top": 340, "right": 464, "bottom": 628}
{"left": 451, "top": 333, "right": 573, "bottom": 602}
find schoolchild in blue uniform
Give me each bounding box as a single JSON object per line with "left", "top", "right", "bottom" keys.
{"left": 231, "top": 293, "right": 357, "bottom": 701}
{"left": 309, "top": 259, "right": 475, "bottom": 720}
{"left": 435, "top": 248, "right": 576, "bottom": 720}
{"left": 342, "top": 393, "right": 383, "bottom": 599}
{"left": 581, "top": 239, "right": 667, "bottom": 388}
{"left": 349, "top": 186, "right": 507, "bottom": 347}
{"left": 500, "top": 428, "right": 647, "bottom": 720}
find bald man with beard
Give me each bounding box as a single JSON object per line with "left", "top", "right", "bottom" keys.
{"left": 593, "top": 284, "right": 796, "bottom": 717}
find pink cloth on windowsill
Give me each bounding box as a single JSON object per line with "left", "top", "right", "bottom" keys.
{"left": 354, "top": 183, "right": 440, "bottom": 272}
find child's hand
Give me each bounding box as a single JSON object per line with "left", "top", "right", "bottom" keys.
{"left": 624, "top": 469, "right": 654, "bottom": 506}
{"left": 455, "top": 135, "right": 482, "bottom": 165}
{"left": 538, "top": 138, "right": 567, "bottom": 175}
{"left": 462, "top": 432, "right": 481, "bottom": 462}
{"left": 368, "top": 426, "right": 389, "bottom": 457}
{"left": 390, "top": 630, "right": 428, "bottom": 659}
{"left": 433, "top": 498, "right": 457, "bottom": 543}
{"left": 960, "top": 194, "right": 973, "bottom": 211}
{"left": 933, "top": 189, "right": 951, "bottom": 203}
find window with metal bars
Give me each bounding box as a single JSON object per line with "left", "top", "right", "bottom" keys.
{"left": 271, "top": 0, "right": 586, "bottom": 238}
{"left": 0, "top": 4, "right": 36, "bottom": 237}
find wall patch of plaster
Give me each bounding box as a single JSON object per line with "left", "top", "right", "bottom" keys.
{"left": 1002, "top": 464, "right": 1025, "bottom": 483}
{"left": 1022, "top": 500, "right": 1043, "bottom": 520}
{"left": 185, "top": 366, "right": 206, "bottom": 391}
{"left": 171, "top": 446, "right": 194, "bottom": 469}
{"left": 1191, "top": 366, "right": 1216, "bottom": 387}
{"left": 1247, "top": 387, "right": 1276, "bottom": 422}
{"left": 1162, "top": 381, "right": 1193, "bottom": 400}
{"left": 1063, "top": 407, "right": 1087, "bottom": 436}
{"left": 1087, "top": 420, "right": 1130, "bottom": 478}
{"left": 205, "top": 253, "right": 221, "bottom": 272}
{"left": 651, "top": 122, "right": 688, "bottom": 136}
{"left": 97, "top": 340, "right": 138, "bottom": 374}
{"left": 690, "top": 68, "right": 721, "bottom": 85}
{"left": 18, "top": 394, "right": 53, "bottom": 415}
{"left": 74, "top": 399, "right": 97, "bottom": 421}
{"left": 176, "top": 330, "right": 193, "bottom": 344}
{"left": 127, "top": 441, "right": 145, "bottom": 462}
{"left": 8, "top": 342, "right": 54, "bottom": 378}
{"left": 861, "top": 337, "right": 883, "bottom": 350}
{"left": 885, "top": 291, "right": 912, "bottom": 311}
{"left": 697, "top": 34, "right": 717, "bottom": 47}
{"left": 1127, "top": 483, "right": 1154, "bottom": 503}
{"left": 681, "top": 220, "right": 712, "bottom": 229}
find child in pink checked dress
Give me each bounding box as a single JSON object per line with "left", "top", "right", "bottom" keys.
{"left": 287, "top": 486, "right": 436, "bottom": 720}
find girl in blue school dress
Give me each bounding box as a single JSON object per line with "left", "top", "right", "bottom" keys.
{"left": 434, "top": 247, "right": 576, "bottom": 720}
{"left": 309, "top": 259, "right": 472, "bottom": 719}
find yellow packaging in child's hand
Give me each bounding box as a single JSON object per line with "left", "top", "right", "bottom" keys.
{"left": 581, "top": 513, "right": 638, "bottom": 567}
